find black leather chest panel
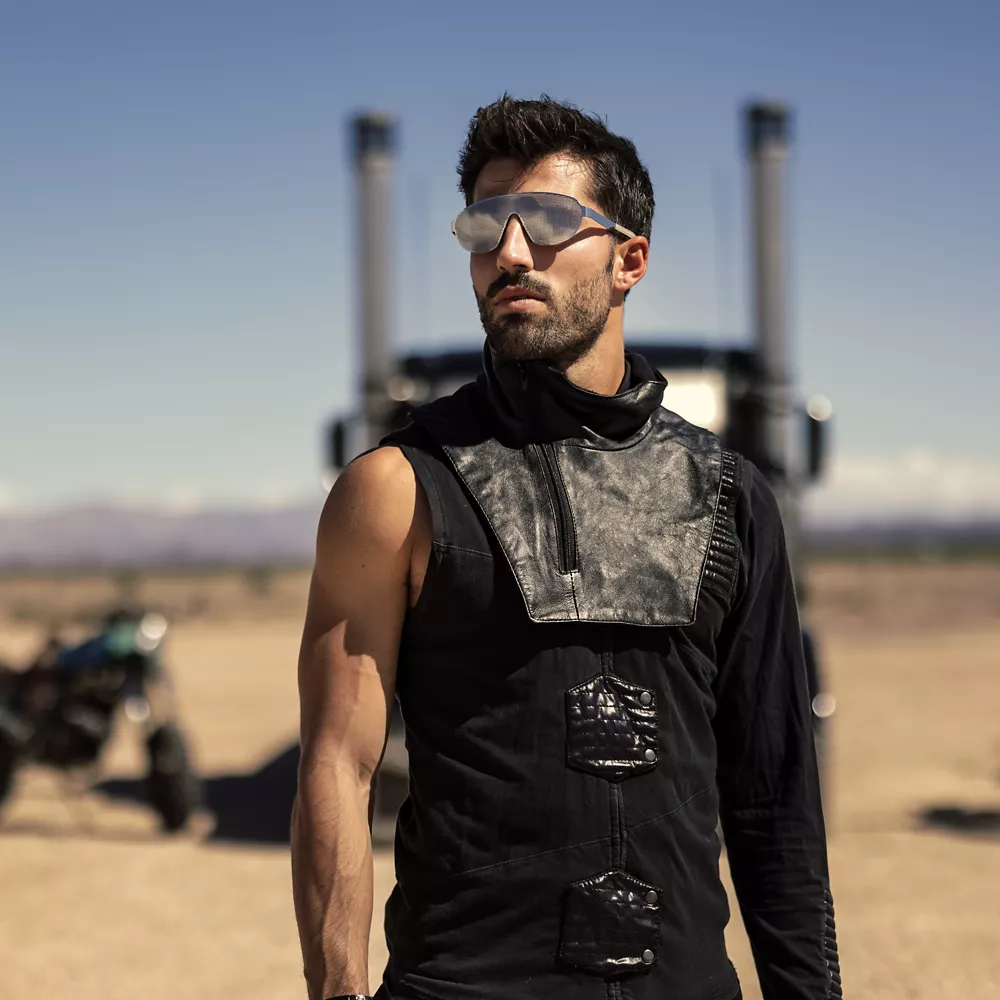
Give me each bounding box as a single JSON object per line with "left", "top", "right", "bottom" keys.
{"left": 431, "top": 406, "right": 725, "bottom": 626}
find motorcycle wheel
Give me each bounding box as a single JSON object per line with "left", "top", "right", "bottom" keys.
{"left": 145, "top": 723, "right": 202, "bottom": 833}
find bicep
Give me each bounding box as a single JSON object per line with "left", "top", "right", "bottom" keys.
{"left": 297, "top": 448, "right": 417, "bottom": 781}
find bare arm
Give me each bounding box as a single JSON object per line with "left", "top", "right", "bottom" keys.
{"left": 291, "top": 446, "right": 423, "bottom": 1000}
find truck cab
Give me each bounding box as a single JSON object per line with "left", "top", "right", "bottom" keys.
{"left": 327, "top": 340, "right": 830, "bottom": 488}
{"left": 326, "top": 340, "right": 834, "bottom": 836}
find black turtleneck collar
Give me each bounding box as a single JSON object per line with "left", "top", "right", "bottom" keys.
{"left": 480, "top": 342, "right": 666, "bottom": 445}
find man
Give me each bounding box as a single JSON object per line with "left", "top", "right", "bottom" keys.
{"left": 292, "top": 95, "right": 841, "bottom": 1000}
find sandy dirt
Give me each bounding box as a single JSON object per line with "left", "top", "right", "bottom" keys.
{"left": 1, "top": 562, "right": 999, "bottom": 999}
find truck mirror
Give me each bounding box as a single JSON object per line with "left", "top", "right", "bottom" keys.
{"left": 328, "top": 419, "right": 347, "bottom": 472}
{"left": 805, "top": 396, "right": 833, "bottom": 481}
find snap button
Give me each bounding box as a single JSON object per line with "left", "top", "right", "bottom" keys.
{"left": 642, "top": 949, "right": 655, "bottom": 965}
{"left": 643, "top": 748, "right": 656, "bottom": 762}
{"left": 639, "top": 690, "right": 652, "bottom": 707}
{"left": 645, "top": 890, "right": 658, "bottom": 905}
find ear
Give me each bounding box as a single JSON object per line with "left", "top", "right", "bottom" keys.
{"left": 613, "top": 236, "right": 649, "bottom": 295}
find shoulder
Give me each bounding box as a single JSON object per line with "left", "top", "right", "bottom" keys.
{"left": 326, "top": 444, "right": 416, "bottom": 508}
{"left": 655, "top": 405, "right": 723, "bottom": 457}
{"left": 732, "top": 457, "right": 788, "bottom": 568}
{"left": 316, "top": 445, "right": 420, "bottom": 561}
{"left": 736, "top": 458, "right": 782, "bottom": 522}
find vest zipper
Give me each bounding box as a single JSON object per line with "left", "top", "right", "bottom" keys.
{"left": 536, "top": 442, "right": 578, "bottom": 573}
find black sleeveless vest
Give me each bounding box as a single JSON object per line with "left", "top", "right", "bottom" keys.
{"left": 379, "top": 350, "right": 744, "bottom": 1000}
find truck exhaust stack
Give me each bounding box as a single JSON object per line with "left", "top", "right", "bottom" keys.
{"left": 746, "top": 101, "right": 792, "bottom": 481}
{"left": 351, "top": 112, "right": 397, "bottom": 453}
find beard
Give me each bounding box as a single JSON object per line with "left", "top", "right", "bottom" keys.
{"left": 477, "top": 260, "right": 614, "bottom": 367}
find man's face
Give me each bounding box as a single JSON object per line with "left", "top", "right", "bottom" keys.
{"left": 470, "top": 154, "right": 618, "bottom": 365}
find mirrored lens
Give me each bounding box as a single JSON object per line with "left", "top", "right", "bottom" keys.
{"left": 453, "top": 197, "right": 513, "bottom": 252}
{"left": 517, "top": 193, "right": 583, "bottom": 246}
{"left": 453, "top": 193, "right": 583, "bottom": 252}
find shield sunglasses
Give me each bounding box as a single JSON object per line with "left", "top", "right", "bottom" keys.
{"left": 451, "top": 191, "right": 636, "bottom": 253}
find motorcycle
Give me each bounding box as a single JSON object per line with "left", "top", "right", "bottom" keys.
{"left": 0, "top": 607, "right": 202, "bottom": 832}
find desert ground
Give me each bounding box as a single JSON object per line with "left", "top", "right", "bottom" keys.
{"left": 1, "top": 559, "right": 999, "bottom": 999}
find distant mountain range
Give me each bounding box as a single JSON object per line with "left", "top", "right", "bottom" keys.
{"left": 0, "top": 502, "right": 997, "bottom": 567}
{"left": 0, "top": 502, "right": 323, "bottom": 567}
{"left": 806, "top": 518, "right": 1000, "bottom": 553}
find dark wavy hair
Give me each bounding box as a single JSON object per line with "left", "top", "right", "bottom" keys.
{"left": 457, "top": 94, "right": 655, "bottom": 242}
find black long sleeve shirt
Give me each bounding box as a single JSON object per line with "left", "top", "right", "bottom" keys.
{"left": 715, "top": 461, "right": 841, "bottom": 999}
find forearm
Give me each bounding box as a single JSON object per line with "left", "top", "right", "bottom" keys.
{"left": 291, "top": 764, "right": 375, "bottom": 1000}
{"left": 367, "top": 770, "right": 379, "bottom": 832}
{"left": 718, "top": 667, "right": 839, "bottom": 999}
{"left": 722, "top": 802, "right": 838, "bottom": 999}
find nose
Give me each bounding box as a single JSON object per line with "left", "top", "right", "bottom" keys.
{"left": 494, "top": 214, "right": 534, "bottom": 274}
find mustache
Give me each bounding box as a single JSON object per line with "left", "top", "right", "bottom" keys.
{"left": 485, "top": 272, "right": 551, "bottom": 301}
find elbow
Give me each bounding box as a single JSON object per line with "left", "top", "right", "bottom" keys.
{"left": 296, "top": 739, "right": 377, "bottom": 812}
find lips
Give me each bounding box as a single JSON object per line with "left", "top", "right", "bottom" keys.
{"left": 493, "top": 287, "right": 546, "bottom": 305}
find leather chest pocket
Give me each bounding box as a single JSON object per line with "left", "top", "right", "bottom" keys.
{"left": 558, "top": 868, "right": 661, "bottom": 977}
{"left": 566, "top": 673, "right": 659, "bottom": 781}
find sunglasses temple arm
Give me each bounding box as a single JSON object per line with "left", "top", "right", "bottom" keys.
{"left": 581, "top": 206, "right": 636, "bottom": 240}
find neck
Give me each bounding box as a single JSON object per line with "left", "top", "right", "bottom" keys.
{"left": 558, "top": 325, "right": 626, "bottom": 396}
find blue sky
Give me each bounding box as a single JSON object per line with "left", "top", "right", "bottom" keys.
{"left": 1, "top": 1, "right": 997, "bottom": 521}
